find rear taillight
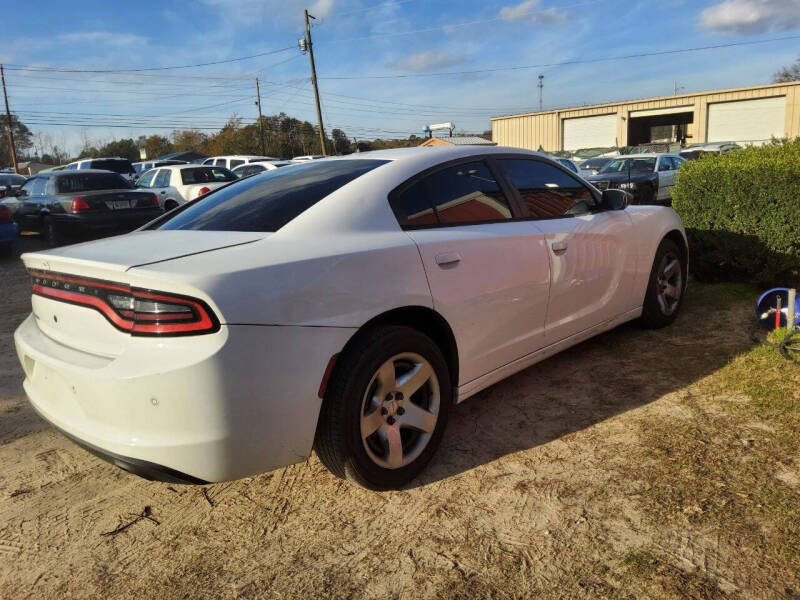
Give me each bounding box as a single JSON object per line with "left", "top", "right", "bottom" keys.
{"left": 141, "top": 193, "right": 159, "bottom": 207}
{"left": 70, "top": 197, "right": 91, "bottom": 213}
{"left": 0, "top": 204, "right": 12, "bottom": 224}
{"left": 197, "top": 187, "right": 211, "bottom": 197}
{"left": 29, "top": 270, "right": 219, "bottom": 336}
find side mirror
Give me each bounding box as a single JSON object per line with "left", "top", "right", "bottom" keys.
{"left": 601, "top": 189, "right": 630, "bottom": 210}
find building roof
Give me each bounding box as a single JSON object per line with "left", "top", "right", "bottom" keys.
{"left": 491, "top": 79, "right": 800, "bottom": 121}
{"left": 419, "top": 136, "right": 496, "bottom": 147}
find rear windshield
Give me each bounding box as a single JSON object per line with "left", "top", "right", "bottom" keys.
{"left": 0, "top": 174, "right": 26, "bottom": 186}
{"left": 180, "top": 167, "right": 236, "bottom": 185}
{"left": 159, "top": 159, "right": 389, "bottom": 232}
{"left": 90, "top": 159, "right": 134, "bottom": 174}
{"left": 56, "top": 173, "right": 133, "bottom": 193}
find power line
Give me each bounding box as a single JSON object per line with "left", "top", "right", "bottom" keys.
{"left": 4, "top": 45, "right": 297, "bottom": 74}
{"left": 317, "top": 34, "right": 800, "bottom": 79}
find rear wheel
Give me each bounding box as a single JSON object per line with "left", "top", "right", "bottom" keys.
{"left": 640, "top": 238, "right": 685, "bottom": 329}
{"left": 314, "top": 326, "right": 452, "bottom": 490}
{"left": 164, "top": 200, "right": 179, "bottom": 211}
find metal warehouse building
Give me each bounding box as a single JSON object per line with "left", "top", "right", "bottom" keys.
{"left": 491, "top": 81, "right": 800, "bottom": 152}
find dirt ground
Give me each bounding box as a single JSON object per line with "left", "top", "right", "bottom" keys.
{"left": 0, "top": 237, "right": 797, "bottom": 599}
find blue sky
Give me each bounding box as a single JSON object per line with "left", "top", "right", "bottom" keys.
{"left": 3, "top": 0, "right": 800, "bottom": 154}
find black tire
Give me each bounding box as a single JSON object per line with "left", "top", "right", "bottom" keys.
{"left": 314, "top": 326, "right": 452, "bottom": 490}
{"left": 164, "top": 200, "right": 179, "bottom": 211}
{"left": 640, "top": 238, "right": 686, "bottom": 329}
{"left": 42, "top": 216, "right": 62, "bottom": 247}
{"left": 0, "top": 239, "right": 17, "bottom": 258}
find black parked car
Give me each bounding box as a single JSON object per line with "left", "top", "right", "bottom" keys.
{"left": 0, "top": 173, "right": 27, "bottom": 200}
{"left": 14, "top": 170, "right": 163, "bottom": 245}
{"left": 584, "top": 154, "right": 684, "bottom": 205}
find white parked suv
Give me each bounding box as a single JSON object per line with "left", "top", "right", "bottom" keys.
{"left": 14, "top": 147, "right": 688, "bottom": 490}
{"left": 136, "top": 165, "right": 237, "bottom": 210}
{"left": 202, "top": 155, "right": 280, "bottom": 170}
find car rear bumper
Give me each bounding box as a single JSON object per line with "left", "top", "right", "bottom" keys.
{"left": 52, "top": 209, "right": 163, "bottom": 237}
{"left": 14, "top": 313, "right": 355, "bottom": 482}
{"left": 0, "top": 221, "right": 18, "bottom": 245}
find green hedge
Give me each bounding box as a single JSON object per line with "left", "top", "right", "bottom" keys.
{"left": 672, "top": 139, "right": 800, "bottom": 287}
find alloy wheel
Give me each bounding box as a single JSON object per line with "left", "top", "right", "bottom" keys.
{"left": 360, "top": 352, "right": 440, "bottom": 470}
{"left": 656, "top": 251, "right": 682, "bottom": 316}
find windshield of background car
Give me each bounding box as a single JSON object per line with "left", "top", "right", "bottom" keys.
{"left": 600, "top": 158, "right": 656, "bottom": 174}
{"left": 180, "top": 167, "right": 236, "bottom": 185}
{"left": 159, "top": 159, "right": 389, "bottom": 232}
{"left": 0, "top": 174, "right": 26, "bottom": 186}
{"left": 90, "top": 159, "right": 134, "bottom": 175}
{"left": 56, "top": 173, "right": 133, "bottom": 193}
{"left": 581, "top": 158, "right": 610, "bottom": 169}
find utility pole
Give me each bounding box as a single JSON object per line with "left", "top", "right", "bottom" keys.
{"left": 538, "top": 74, "right": 544, "bottom": 112}
{"left": 255, "top": 77, "right": 266, "bottom": 155}
{"left": 303, "top": 9, "right": 327, "bottom": 156}
{"left": 1, "top": 65, "right": 18, "bottom": 173}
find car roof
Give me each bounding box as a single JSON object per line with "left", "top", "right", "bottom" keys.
{"left": 206, "top": 155, "right": 268, "bottom": 160}
{"left": 45, "top": 169, "right": 125, "bottom": 177}
{"left": 610, "top": 153, "right": 677, "bottom": 159}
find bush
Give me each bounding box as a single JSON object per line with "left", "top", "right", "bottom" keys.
{"left": 672, "top": 139, "right": 800, "bottom": 287}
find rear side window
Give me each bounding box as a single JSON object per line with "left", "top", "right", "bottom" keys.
{"left": 30, "top": 178, "right": 47, "bottom": 196}
{"left": 214, "top": 159, "right": 226, "bottom": 167}
{"left": 390, "top": 161, "right": 512, "bottom": 228}
{"left": 180, "top": 167, "right": 236, "bottom": 184}
{"left": 229, "top": 159, "right": 244, "bottom": 169}
{"left": 499, "top": 159, "right": 596, "bottom": 219}
{"left": 55, "top": 173, "right": 133, "bottom": 193}
{"left": 153, "top": 170, "right": 171, "bottom": 187}
{"left": 159, "top": 159, "right": 389, "bottom": 232}
{"left": 137, "top": 170, "right": 157, "bottom": 187}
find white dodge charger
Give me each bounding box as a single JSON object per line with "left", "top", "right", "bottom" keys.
{"left": 14, "top": 146, "right": 687, "bottom": 490}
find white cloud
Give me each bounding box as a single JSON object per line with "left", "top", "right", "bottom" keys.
{"left": 388, "top": 51, "right": 465, "bottom": 72}
{"left": 55, "top": 31, "right": 147, "bottom": 46}
{"left": 499, "top": 0, "right": 568, "bottom": 23}
{"left": 309, "top": 0, "right": 335, "bottom": 19}
{"left": 700, "top": 0, "right": 800, "bottom": 34}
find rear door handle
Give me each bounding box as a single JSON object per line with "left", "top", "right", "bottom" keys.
{"left": 551, "top": 241, "right": 568, "bottom": 255}
{"left": 435, "top": 252, "right": 461, "bottom": 267}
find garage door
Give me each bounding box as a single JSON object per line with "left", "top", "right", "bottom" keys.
{"left": 562, "top": 114, "right": 617, "bottom": 151}
{"left": 707, "top": 96, "right": 785, "bottom": 144}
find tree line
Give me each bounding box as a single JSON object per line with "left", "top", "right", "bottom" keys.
{"left": 1, "top": 112, "right": 427, "bottom": 168}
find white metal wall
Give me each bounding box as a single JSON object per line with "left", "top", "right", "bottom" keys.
{"left": 707, "top": 96, "right": 786, "bottom": 144}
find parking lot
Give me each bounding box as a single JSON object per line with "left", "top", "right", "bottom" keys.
{"left": 1, "top": 237, "right": 796, "bottom": 599}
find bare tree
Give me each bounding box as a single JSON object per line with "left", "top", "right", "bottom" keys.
{"left": 774, "top": 56, "right": 800, "bottom": 82}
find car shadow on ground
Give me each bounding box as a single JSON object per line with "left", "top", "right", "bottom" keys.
{"left": 413, "top": 289, "right": 753, "bottom": 488}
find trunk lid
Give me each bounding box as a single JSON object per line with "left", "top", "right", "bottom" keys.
{"left": 183, "top": 182, "right": 227, "bottom": 200}
{"left": 21, "top": 231, "right": 263, "bottom": 356}
{"left": 23, "top": 230, "right": 263, "bottom": 275}
{"left": 58, "top": 189, "right": 157, "bottom": 212}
